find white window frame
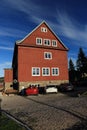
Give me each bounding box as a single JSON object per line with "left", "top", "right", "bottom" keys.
{"left": 42, "top": 67, "right": 50, "bottom": 76}
{"left": 44, "top": 39, "right": 51, "bottom": 46}
{"left": 44, "top": 52, "right": 52, "bottom": 59}
{"left": 36, "top": 38, "right": 42, "bottom": 45}
{"left": 32, "top": 67, "right": 40, "bottom": 76}
{"left": 41, "top": 27, "right": 47, "bottom": 32}
{"left": 52, "top": 40, "right": 57, "bottom": 47}
{"left": 52, "top": 68, "right": 59, "bottom": 76}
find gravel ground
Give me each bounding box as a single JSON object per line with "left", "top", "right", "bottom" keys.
{"left": 0, "top": 92, "right": 87, "bottom": 130}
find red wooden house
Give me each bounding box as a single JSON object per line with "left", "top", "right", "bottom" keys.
{"left": 5, "top": 21, "right": 69, "bottom": 91}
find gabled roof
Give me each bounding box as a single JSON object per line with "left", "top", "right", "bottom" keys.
{"left": 16, "top": 21, "right": 68, "bottom": 50}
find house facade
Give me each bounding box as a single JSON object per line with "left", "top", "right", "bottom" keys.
{"left": 5, "top": 21, "right": 69, "bottom": 91}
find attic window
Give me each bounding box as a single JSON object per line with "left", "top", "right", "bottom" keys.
{"left": 36, "top": 38, "right": 42, "bottom": 45}
{"left": 41, "top": 27, "right": 47, "bottom": 32}
{"left": 44, "top": 39, "right": 51, "bottom": 46}
{"left": 52, "top": 40, "right": 57, "bottom": 47}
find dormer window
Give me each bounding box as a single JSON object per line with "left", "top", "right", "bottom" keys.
{"left": 36, "top": 38, "right": 42, "bottom": 45}
{"left": 52, "top": 40, "right": 57, "bottom": 47}
{"left": 41, "top": 27, "right": 47, "bottom": 32}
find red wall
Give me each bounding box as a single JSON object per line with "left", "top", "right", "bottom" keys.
{"left": 21, "top": 23, "right": 65, "bottom": 50}
{"left": 17, "top": 22, "right": 69, "bottom": 82}
{"left": 18, "top": 46, "right": 68, "bottom": 82}
{"left": 4, "top": 69, "right": 13, "bottom": 82}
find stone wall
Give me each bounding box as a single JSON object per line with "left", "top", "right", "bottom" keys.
{"left": 4, "top": 82, "right": 13, "bottom": 91}
{"left": 19, "top": 80, "right": 69, "bottom": 91}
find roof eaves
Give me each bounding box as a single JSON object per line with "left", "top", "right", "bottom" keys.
{"left": 16, "top": 20, "right": 68, "bottom": 50}
{"left": 16, "top": 21, "right": 46, "bottom": 44}
{"left": 44, "top": 22, "right": 68, "bottom": 50}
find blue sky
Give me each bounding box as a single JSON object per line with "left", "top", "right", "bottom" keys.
{"left": 0, "top": 0, "right": 87, "bottom": 77}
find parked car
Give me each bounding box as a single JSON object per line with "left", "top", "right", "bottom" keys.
{"left": 25, "top": 85, "right": 39, "bottom": 96}
{"left": 38, "top": 87, "right": 46, "bottom": 94}
{"left": 45, "top": 85, "right": 58, "bottom": 94}
{"left": 58, "top": 83, "right": 74, "bottom": 92}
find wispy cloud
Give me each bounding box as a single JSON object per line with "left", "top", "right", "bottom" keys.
{"left": 0, "top": 0, "right": 87, "bottom": 73}
{"left": 48, "top": 11, "right": 87, "bottom": 65}
{"left": 53, "top": 11, "right": 87, "bottom": 47}
{"left": 1, "top": 0, "right": 53, "bottom": 25}
{"left": 0, "top": 26, "right": 27, "bottom": 38}
{"left": 1, "top": 0, "right": 42, "bottom": 22}
{"left": 1, "top": 0, "right": 87, "bottom": 48}
{"left": 2, "top": 1, "right": 87, "bottom": 47}
{"left": 0, "top": 62, "right": 12, "bottom": 77}
{"left": 0, "top": 46, "right": 13, "bottom": 51}
{"left": 5, "top": 0, "right": 39, "bottom": 14}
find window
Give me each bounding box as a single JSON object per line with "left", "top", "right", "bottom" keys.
{"left": 41, "top": 27, "right": 47, "bottom": 32}
{"left": 52, "top": 68, "right": 59, "bottom": 76}
{"left": 44, "top": 39, "right": 51, "bottom": 46}
{"left": 42, "top": 68, "right": 50, "bottom": 76}
{"left": 44, "top": 52, "right": 52, "bottom": 59}
{"left": 36, "top": 38, "right": 42, "bottom": 45}
{"left": 32, "top": 67, "right": 40, "bottom": 76}
{"left": 52, "top": 40, "right": 57, "bottom": 47}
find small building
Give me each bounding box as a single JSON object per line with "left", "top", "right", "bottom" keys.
{"left": 4, "top": 21, "right": 69, "bottom": 91}
{"left": 4, "top": 68, "right": 13, "bottom": 90}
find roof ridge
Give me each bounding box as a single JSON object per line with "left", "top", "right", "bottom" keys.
{"left": 16, "top": 21, "right": 46, "bottom": 44}
{"left": 16, "top": 20, "right": 68, "bottom": 50}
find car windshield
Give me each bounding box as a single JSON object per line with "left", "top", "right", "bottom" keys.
{"left": 46, "top": 85, "right": 56, "bottom": 88}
